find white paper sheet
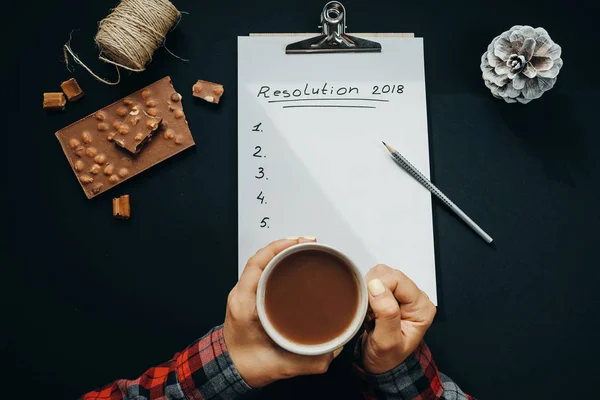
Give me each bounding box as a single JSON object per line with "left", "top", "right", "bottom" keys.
{"left": 238, "top": 36, "right": 437, "bottom": 304}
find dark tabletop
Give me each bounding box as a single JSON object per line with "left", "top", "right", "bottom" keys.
{"left": 6, "top": 0, "right": 600, "bottom": 399}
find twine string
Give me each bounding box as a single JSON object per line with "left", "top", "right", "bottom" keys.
{"left": 64, "top": 36, "right": 121, "bottom": 85}
{"left": 63, "top": 0, "right": 182, "bottom": 85}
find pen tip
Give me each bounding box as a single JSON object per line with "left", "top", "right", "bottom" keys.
{"left": 382, "top": 141, "right": 386, "bottom": 146}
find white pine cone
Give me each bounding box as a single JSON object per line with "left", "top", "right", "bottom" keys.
{"left": 481, "top": 25, "right": 563, "bottom": 104}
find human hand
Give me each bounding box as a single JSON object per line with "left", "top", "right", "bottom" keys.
{"left": 223, "top": 237, "right": 340, "bottom": 388}
{"left": 361, "top": 264, "right": 436, "bottom": 374}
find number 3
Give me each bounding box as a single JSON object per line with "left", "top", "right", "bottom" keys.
{"left": 255, "top": 167, "right": 265, "bottom": 179}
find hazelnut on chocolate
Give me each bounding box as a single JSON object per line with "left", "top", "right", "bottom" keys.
{"left": 98, "top": 122, "right": 109, "bottom": 132}
{"left": 94, "top": 154, "right": 106, "bottom": 164}
{"left": 79, "top": 174, "right": 94, "bottom": 184}
{"left": 69, "top": 138, "right": 81, "bottom": 149}
{"left": 85, "top": 147, "right": 98, "bottom": 157}
{"left": 89, "top": 164, "right": 101, "bottom": 175}
{"left": 118, "top": 168, "right": 129, "bottom": 178}
{"left": 141, "top": 90, "right": 151, "bottom": 100}
{"left": 145, "top": 99, "right": 157, "bottom": 108}
{"left": 74, "top": 160, "right": 85, "bottom": 171}
{"left": 174, "top": 109, "right": 184, "bottom": 119}
{"left": 175, "top": 135, "right": 183, "bottom": 145}
{"left": 108, "top": 174, "right": 119, "bottom": 184}
{"left": 112, "top": 121, "right": 122, "bottom": 130}
{"left": 123, "top": 98, "right": 133, "bottom": 106}
{"left": 134, "top": 133, "right": 144, "bottom": 141}
{"left": 74, "top": 146, "right": 85, "bottom": 157}
{"left": 81, "top": 131, "right": 92, "bottom": 144}
{"left": 116, "top": 106, "right": 128, "bottom": 117}
{"left": 147, "top": 108, "right": 158, "bottom": 117}
{"left": 171, "top": 93, "right": 182, "bottom": 102}
{"left": 119, "top": 125, "right": 129, "bottom": 135}
{"left": 91, "top": 183, "right": 104, "bottom": 194}
{"left": 146, "top": 119, "right": 160, "bottom": 130}
{"left": 104, "top": 164, "right": 115, "bottom": 175}
{"left": 107, "top": 131, "right": 117, "bottom": 141}
{"left": 130, "top": 106, "right": 141, "bottom": 117}
{"left": 95, "top": 111, "right": 107, "bottom": 121}
{"left": 164, "top": 129, "right": 175, "bottom": 140}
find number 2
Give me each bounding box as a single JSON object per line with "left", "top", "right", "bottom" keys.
{"left": 260, "top": 217, "right": 270, "bottom": 228}
{"left": 253, "top": 146, "right": 262, "bottom": 157}
{"left": 255, "top": 167, "right": 265, "bottom": 179}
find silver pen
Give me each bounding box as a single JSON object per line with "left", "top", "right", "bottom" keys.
{"left": 382, "top": 142, "right": 493, "bottom": 244}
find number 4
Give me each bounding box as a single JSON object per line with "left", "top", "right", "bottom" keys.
{"left": 257, "top": 191, "right": 265, "bottom": 204}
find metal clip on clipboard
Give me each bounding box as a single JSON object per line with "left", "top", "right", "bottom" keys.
{"left": 286, "top": 1, "right": 381, "bottom": 54}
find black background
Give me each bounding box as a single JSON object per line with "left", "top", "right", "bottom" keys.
{"left": 5, "top": 0, "right": 600, "bottom": 399}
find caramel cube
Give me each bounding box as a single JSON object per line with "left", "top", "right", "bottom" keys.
{"left": 112, "top": 195, "right": 131, "bottom": 219}
{"left": 61, "top": 78, "right": 84, "bottom": 101}
{"left": 192, "top": 80, "right": 224, "bottom": 104}
{"left": 43, "top": 92, "right": 66, "bottom": 110}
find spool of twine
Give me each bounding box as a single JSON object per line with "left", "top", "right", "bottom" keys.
{"left": 64, "top": 0, "right": 183, "bottom": 85}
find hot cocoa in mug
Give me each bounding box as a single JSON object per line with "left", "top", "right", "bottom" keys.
{"left": 256, "top": 243, "right": 368, "bottom": 356}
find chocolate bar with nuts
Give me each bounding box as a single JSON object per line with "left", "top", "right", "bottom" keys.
{"left": 192, "top": 80, "right": 224, "bottom": 104}
{"left": 56, "top": 76, "right": 194, "bottom": 199}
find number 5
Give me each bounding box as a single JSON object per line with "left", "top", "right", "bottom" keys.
{"left": 260, "top": 217, "right": 270, "bottom": 228}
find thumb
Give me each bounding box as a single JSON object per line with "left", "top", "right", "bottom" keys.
{"left": 367, "top": 279, "right": 402, "bottom": 351}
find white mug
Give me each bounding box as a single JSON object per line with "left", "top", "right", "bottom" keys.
{"left": 256, "top": 242, "right": 368, "bottom": 356}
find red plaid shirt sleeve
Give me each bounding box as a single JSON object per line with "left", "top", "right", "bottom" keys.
{"left": 355, "top": 338, "right": 475, "bottom": 400}
{"left": 81, "top": 325, "right": 252, "bottom": 400}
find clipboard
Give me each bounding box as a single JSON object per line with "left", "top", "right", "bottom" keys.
{"left": 238, "top": 1, "right": 437, "bottom": 304}
{"left": 250, "top": 1, "right": 413, "bottom": 52}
